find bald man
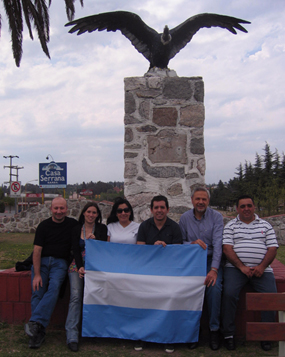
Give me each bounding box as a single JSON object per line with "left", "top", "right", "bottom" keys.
{"left": 25, "top": 197, "right": 82, "bottom": 349}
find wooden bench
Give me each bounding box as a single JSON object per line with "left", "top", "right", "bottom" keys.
{"left": 246, "top": 292, "right": 285, "bottom": 356}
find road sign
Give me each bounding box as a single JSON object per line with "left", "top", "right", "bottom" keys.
{"left": 39, "top": 162, "right": 67, "bottom": 188}
{"left": 10, "top": 181, "right": 21, "bottom": 197}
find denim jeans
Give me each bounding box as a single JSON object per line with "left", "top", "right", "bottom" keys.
{"left": 205, "top": 257, "right": 223, "bottom": 331}
{"left": 30, "top": 256, "right": 68, "bottom": 328}
{"left": 65, "top": 271, "right": 84, "bottom": 344}
{"left": 222, "top": 267, "right": 277, "bottom": 337}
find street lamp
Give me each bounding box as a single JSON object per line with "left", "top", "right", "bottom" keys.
{"left": 46, "top": 154, "right": 54, "bottom": 161}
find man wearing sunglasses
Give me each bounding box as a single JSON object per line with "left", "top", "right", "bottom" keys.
{"left": 222, "top": 195, "right": 278, "bottom": 352}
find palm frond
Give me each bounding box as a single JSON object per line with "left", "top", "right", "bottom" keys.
{"left": 27, "top": 0, "right": 50, "bottom": 58}
{"left": 1, "top": 0, "right": 84, "bottom": 66}
{"left": 3, "top": 0, "right": 23, "bottom": 67}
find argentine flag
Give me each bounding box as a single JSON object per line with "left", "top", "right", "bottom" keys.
{"left": 82, "top": 240, "right": 206, "bottom": 343}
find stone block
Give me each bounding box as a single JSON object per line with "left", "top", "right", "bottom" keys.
{"left": 125, "top": 144, "right": 142, "bottom": 150}
{"left": 124, "top": 152, "right": 138, "bottom": 159}
{"left": 190, "top": 137, "right": 205, "bottom": 155}
{"left": 136, "top": 89, "right": 160, "bottom": 98}
{"left": 139, "top": 100, "right": 151, "bottom": 120}
{"left": 147, "top": 76, "right": 162, "bottom": 89}
{"left": 136, "top": 125, "right": 157, "bottom": 133}
{"left": 124, "top": 114, "right": 141, "bottom": 124}
{"left": 167, "top": 183, "right": 183, "bottom": 196}
{"left": 148, "top": 129, "right": 187, "bottom": 164}
{"left": 197, "top": 158, "right": 206, "bottom": 176}
{"left": 180, "top": 104, "right": 205, "bottom": 127}
{"left": 142, "top": 158, "right": 184, "bottom": 178}
{"left": 124, "top": 162, "right": 138, "bottom": 178}
{"left": 124, "top": 77, "right": 146, "bottom": 91}
{"left": 125, "top": 91, "right": 136, "bottom": 114}
{"left": 125, "top": 128, "right": 134, "bottom": 143}
{"left": 163, "top": 78, "right": 192, "bottom": 100}
{"left": 153, "top": 107, "right": 177, "bottom": 127}
{"left": 194, "top": 80, "right": 204, "bottom": 102}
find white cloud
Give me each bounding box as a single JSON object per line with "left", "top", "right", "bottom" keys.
{"left": 0, "top": 0, "right": 284, "bottom": 186}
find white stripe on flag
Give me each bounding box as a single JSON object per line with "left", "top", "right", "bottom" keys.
{"left": 84, "top": 271, "right": 205, "bottom": 311}
{"left": 82, "top": 240, "right": 207, "bottom": 343}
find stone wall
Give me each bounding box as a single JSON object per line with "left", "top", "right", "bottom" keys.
{"left": 0, "top": 200, "right": 112, "bottom": 234}
{"left": 124, "top": 70, "right": 205, "bottom": 222}
{"left": 1, "top": 200, "right": 284, "bottom": 246}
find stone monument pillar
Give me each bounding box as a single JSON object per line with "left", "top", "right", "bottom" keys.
{"left": 124, "top": 70, "right": 205, "bottom": 222}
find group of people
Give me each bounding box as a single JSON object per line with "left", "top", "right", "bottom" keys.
{"left": 24, "top": 186, "right": 279, "bottom": 353}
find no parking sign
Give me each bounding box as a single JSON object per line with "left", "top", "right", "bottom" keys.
{"left": 10, "top": 181, "right": 21, "bottom": 197}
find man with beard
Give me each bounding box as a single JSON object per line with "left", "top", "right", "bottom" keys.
{"left": 179, "top": 187, "right": 224, "bottom": 351}
{"left": 136, "top": 195, "right": 182, "bottom": 353}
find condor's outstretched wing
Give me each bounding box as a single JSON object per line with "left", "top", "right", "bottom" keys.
{"left": 66, "top": 11, "right": 159, "bottom": 62}
{"left": 168, "top": 13, "right": 250, "bottom": 60}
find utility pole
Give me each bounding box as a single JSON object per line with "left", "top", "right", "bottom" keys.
{"left": 3, "top": 155, "right": 24, "bottom": 186}
{"left": 3, "top": 156, "right": 24, "bottom": 213}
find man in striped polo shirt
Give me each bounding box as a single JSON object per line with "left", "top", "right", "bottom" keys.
{"left": 222, "top": 195, "right": 278, "bottom": 351}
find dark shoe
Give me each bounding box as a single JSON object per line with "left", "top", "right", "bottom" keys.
{"left": 164, "top": 344, "right": 174, "bottom": 353}
{"left": 28, "top": 328, "right": 45, "bottom": 349}
{"left": 224, "top": 337, "right": 235, "bottom": 351}
{"left": 134, "top": 340, "right": 144, "bottom": 351}
{"left": 24, "top": 321, "right": 38, "bottom": 337}
{"left": 210, "top": 330, "right": 220, "bottom": 350}
{"left": 261, "top": 341, "right": 271, "bottom": 351}
{"left": 68, "top": 342, "right": 79, "bottom": 352}
{"left": 188, "top": 342, "right": 198, "bottom": 349}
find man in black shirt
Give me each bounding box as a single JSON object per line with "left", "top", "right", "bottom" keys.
{"left": 24, "top": 197, "right": 81, "bottom": 349}
{"left": 137, "top": 195, "right": 182, "bottom": 246}
{"left": 136, "top": 195, "right": 182, "bottom": 353}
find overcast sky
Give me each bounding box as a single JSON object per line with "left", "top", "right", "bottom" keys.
{"left": 0, "top": 0, "right": 284, "bottom": 187}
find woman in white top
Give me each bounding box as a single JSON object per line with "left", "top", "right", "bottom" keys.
{"left": 107, "top": 198, "right": 139, "bottom": 244}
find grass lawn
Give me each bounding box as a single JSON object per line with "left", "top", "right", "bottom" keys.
{"left": 0, "top": 233, "right": 283, "bottom": 356}
{"left": 0, "top": 233, "right": 34, "bottom": 269}
{"left": 0, "top": 322, "right": 279, "bottom": 356}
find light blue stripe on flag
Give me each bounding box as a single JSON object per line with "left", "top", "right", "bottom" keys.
{"left": 82, "top": 240, "right": 207, "bottom": 343}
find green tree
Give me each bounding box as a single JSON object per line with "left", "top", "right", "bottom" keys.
{"left": 0, "top": 0, "right": 84, "bottom": 67}
{"left": 211, "top": 143, "right": 285, "bottom": 215}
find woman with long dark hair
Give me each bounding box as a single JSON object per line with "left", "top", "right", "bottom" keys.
{"left": 107, "top": 197, "right": 139, "bottom": 244}
{"left": 65, "top": 202, "right": 107, "bottom": 352}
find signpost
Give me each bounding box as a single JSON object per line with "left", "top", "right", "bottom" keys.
{"left": 10, "top": 181, "right": 21, "bottom": 197}
{"left": 39, "top": 162, "right": 67, "bottom": 189}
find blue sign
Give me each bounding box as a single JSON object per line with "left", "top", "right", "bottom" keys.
{"left": 39, "top": 162, "right": 67, "bottom": 188}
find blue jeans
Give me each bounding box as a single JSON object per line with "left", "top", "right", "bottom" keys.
{"left": 65, "top": 271, "right": 84, "bottom": 344}
{"left": 222, "top": 267, "right": 277, "bottom": 337}
{"left": 205, "top": 257, "right": 223, "bottom": 331}
{"left": 30, "top": 256, "right": 68, "bottom": 328}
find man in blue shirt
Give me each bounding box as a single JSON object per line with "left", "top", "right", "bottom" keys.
{"left": 179, "top": 187, "right": 224, "bottom": 350}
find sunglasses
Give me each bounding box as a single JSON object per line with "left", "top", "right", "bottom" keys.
{"left": 117, "top": 208, "right": 130, "bottom": 214}
{"left": 239, "top": 204, "right": 253, "bottom": 208}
